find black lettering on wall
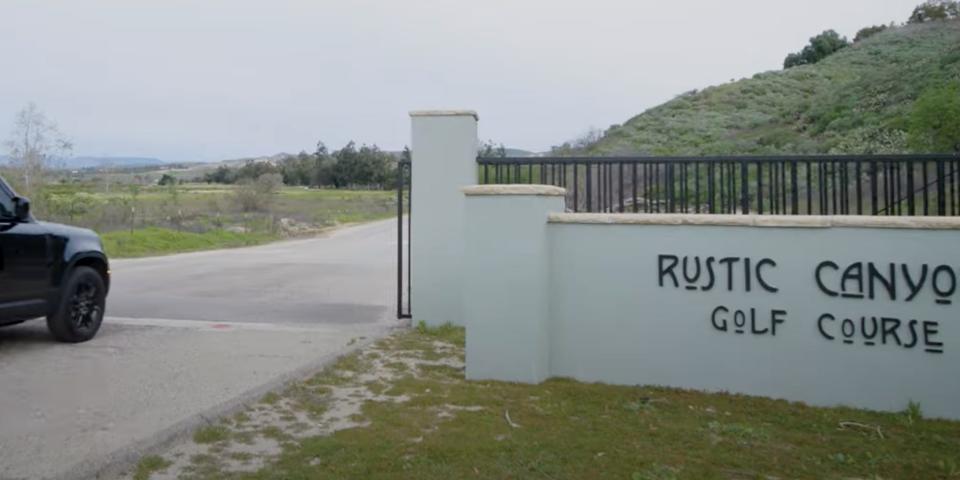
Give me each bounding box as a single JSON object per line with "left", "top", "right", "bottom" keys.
{"left": 868, "top": 263, "right": 897, "bottom": 301}
{"left": 818, "top": 313, "right": 835, "bottom": 340}
{"left": 719, "top": 257, "right": 739, "bottom": 291}
{"left": 702, "top": 257, "right": 716, "bottom": 291}
{"left": 861, "top": 316, "right": 878, "bottom": 346}
{"left": 711, "top": 306, "right": 729, "bottom": 331}
{"left": 932, "top": 265, "right": 956, "bottom": 305}
{"left": 902, "top": 264, "right": 928, "bottom": 302}
{"left": 841, "top": 318, "right": 856, "bottom": 344}
{"left": 744, "top": 258, "right": 752, "bottom": 293}
{"left": 923, "top": 321, "right": 944, "bottom": 354}
{"left": 658, "top": 255, "right": 679, "bottom": 288}
{"left": 840, "top": 262, "right": 864, "bottom": 299}
{"left": 683, "top": 256, "right": 701, "bottom": 291}
{"left": 756, "top": 259, "right": 779, "bottom": 293}
{"left": 816, "top": 261, "right": 839, "bottom": 297}
{"left": 881, "top": 317, "right": 902, "bottom": 346}
{"left": 903, "top": 319, "right": 919, "bottom": 348}
{"left": 770, "top": 309, "right": 786, "bottom": 336}
{"left": 733, "top": 309, "right": 746, "bottom": 334}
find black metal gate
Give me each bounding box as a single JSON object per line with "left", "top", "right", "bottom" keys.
{"left": 396, "top": 159, "right": 411, "bottom": 319}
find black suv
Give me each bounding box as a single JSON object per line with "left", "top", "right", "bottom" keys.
{"left": 0, "top": 175, "right": 109, "bottom": 342}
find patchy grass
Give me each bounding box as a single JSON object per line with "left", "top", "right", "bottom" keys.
{"left": 102, "top": 227, "right": 277, "bottom": 258}
{"left": 192, "top": 425, "right": 232, "bottom": 445}
{"left": 131, "top": 325, "right": 960, "bottom": 480}
{"left": 132, "top": 455, "right": 171, "bottom": 480}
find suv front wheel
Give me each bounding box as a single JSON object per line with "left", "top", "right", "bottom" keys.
{"left": 47, "top": 266, "right": 106, "bottom": 343}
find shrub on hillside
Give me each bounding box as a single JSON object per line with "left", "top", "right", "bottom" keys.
{"left": 784, "top": 30, "right": 850, "bottom": 69}
{"left": 908, "top": 81, "right": 960, "bottom": 152}
{"left": 854, "top": 25, "right": 889, "bottom": 42}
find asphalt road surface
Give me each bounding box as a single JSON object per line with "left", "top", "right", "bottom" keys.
{"left": 0, "top": 219, "right": 402, "bottom": 480}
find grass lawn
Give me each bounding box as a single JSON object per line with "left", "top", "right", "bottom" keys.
{"left": 130, "top": 325, "right": 960, "bottom": 480}
{"left": 101, "top": 227, "right": 279, "bottom": 258}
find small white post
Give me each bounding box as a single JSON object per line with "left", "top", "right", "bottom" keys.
{"left": 409, "top": 110, "right": 478, "bottom": 327}
{"left": 462, "top": 185, "right": 566, "bottom": 383}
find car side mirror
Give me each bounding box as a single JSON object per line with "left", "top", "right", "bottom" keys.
{"left": 12, "top": 197, "right": 31, "bottom": 222}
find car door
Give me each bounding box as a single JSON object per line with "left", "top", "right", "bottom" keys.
{"left": 0, "top": 185, "right": 51, "bottom": 315}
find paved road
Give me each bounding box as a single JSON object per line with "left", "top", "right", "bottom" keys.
{"left": 0, "top": 219, "right": 402, "bottom": 480}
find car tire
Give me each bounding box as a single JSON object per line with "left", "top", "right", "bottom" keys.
{"left": 47, "top": 266, "right": 106, "bottom": 343}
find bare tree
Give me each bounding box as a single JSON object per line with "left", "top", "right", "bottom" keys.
{"left": 4, "top": 102, "right": 72, "bottom": 195}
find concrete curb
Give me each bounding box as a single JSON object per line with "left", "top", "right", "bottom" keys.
{"left": 58, "top": 320, "right": 405, "bottom": 480}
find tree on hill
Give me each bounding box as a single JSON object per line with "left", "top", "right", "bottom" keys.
{"left": 784, "top": 30, "right": 850, "bottom": 69}
{"left": 908, "top": 1, "right": 960, "bottom": 23}
{"left": 908, "top": 82, "right": 960, "bottom": 152}
{"left": 3, "top": 102, "right": 72, "bottom": 195}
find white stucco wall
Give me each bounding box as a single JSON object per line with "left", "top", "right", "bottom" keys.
{"left": 409, "top": 111, "right": 478, "bottom": 326}
{"left": 548, "top": 216, "right": 959, "bottom": 418}
{"left": 462, "top": 185, "right": 566, "bottom": 383}
{"left": 461, "top": 187, "right": 960, "bottom": 419}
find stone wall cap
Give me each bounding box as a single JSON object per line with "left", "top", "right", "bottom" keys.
{"left": 547, "top": 213, "right": 960, "bottom": 230}
{"left": 462, "top": 184, "right": 567, "bottom": 197}
{"left": 409, "top": 110, "right": 479, "bottom": 120}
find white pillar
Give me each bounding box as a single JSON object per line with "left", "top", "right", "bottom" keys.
{"left": 409, "top": 110, "right": 478, "bottom": 326}
{"left": 462, "top": 185, "right": 566, "bottom": 383}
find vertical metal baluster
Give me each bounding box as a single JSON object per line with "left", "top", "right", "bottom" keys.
{"left": 884, "top": 162, "right": 892, "bottom": 216}
{"left": 791, "top": 160, "right": 799, "bottom": 215}
{"left": 619, "top": 162, "right": 625, "bottom": 213}
{"left": 483, "top": 164, "right": 489, "bottom": 184}
{"left": 740, "top": 160, "right": 748, "bottom": 214}
{"left": 643, "top": 163, "right": 649, "bottom": 213}
{"left": 573, "top": 163, "right": 579, "bottom": 212}
{"left": 869, "top": 161, "right": 878, "bottom": 215}
{"left": 781, "top": 162, "right": 787, "bottom": 215}
{"left": 855, "top": 161, "right": 862, "bottom": 215}
{"left": 717, "top": 162, "right": 727, "bottom": 213}
{"left": 585, "top": 164, "right": 592, "bottom": 212}
{"left": 818, "top": 162, "right": 825, "bottom": 215}
{"left": 631, "top": 163, "right": 638, "bottom": 213}
{"left": 839, "top": 161, "right": 847, "bottom": 215}
{"left": 768, "top": 160, "right": 775, "bottom": 214}
{"left": 831, "top": 161, "right": 838, "bottom": 215}
{"left": 707, "top": 162, "right": 714, "bottom": 214}
{"left": 695, "top": 162, "right": 701, "bottom": 214}
{"left": 609, "top": 162, "right": 614, "bottom": 212}
{"left": 756, "top": 161, "right": 764, "bottom": 215}
{"left": 680, "top": 163, "right": 687, "bottom": 213}
{"left": 923, "top": 161, "right": 929, "bottom": 215}
{"left": 937, "top": 159, "right": 947, "bottom": 216}
{"left": 907, "top": 161, "right": 915, "bottom": 216}
{"left": 894, "top": 161, "right": 900, "bottom": 215}
{"left": 805, "top": 161, "right": 812, "bottom": 215}
{"left": 654, "top": 163, "right": 661, "bottom": 213}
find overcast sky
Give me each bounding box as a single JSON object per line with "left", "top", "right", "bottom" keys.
{"left": 0, "top": 0, "right": 923, "bottom": 162}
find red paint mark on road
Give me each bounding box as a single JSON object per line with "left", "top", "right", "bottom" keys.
{"left": 211, "top": 323, "right": 232, "bottom": 330}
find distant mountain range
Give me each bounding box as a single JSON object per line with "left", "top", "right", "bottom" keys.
{"left": 0, "top": 155, "right": 166, "bottom": 170}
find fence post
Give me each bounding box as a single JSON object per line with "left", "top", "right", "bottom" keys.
{"left": 409, "top": 110, "right": 478, "bottom": 326}
{"left": 462, "top": 185, "right": 566, "bottom": 383}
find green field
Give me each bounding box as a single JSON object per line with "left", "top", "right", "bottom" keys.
{"left": 29, "top": 183, "right": 398, "bottom": 258}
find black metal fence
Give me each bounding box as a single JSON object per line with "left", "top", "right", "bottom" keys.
{"left": 477, "top": 154, "right": 960, "bottom": 216}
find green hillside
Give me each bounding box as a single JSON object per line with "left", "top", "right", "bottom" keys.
{"left": 587, "top": 20, "right": 960, "bottom": 156}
